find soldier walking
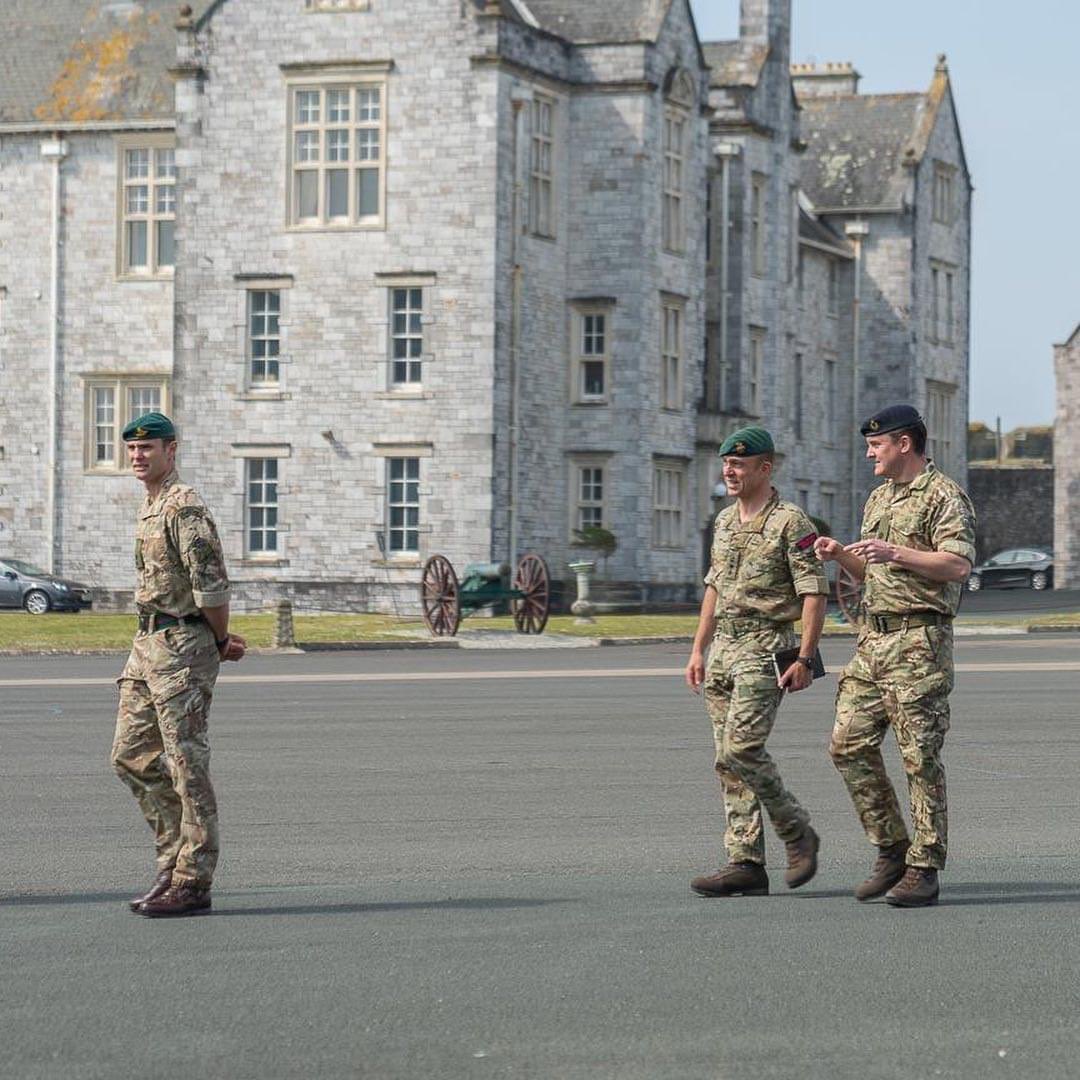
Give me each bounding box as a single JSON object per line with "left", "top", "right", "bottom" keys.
{"left": 111, "top": 412, "right": 246, "bottom": 918}
{"left": 816, "top": 405, "right": 975, "bottom": 908}
{"left": 686, "top": 427, "right": 829, "bottom": 897}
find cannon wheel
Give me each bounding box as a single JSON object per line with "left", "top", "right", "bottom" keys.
{"left": 421, "top": 554, "right": 462, "bottom": 637}
{"left": 836, "top": 564, "right": 864, "bottom": 628}
{"left": 511, "top": 554, "right": 551, "bottom": 634}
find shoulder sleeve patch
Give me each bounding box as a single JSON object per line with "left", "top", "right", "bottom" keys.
{"left": 794, "top": 532, "right": 818, "bottom": 551}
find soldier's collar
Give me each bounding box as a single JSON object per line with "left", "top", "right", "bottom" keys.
{"left": 141, "top": 469, "right": 181, "bottom": 513}
{"left": 738, "top": 488, "right": 780, "bottom": 533}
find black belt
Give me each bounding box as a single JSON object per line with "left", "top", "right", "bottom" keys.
{"left": 137, "top": 611, "right": 205, "bottom": 634}
{"left": 867, "top": 611, "right": 951, "bottom": 634}
{"left": 715, "top": 616, "right": 789, "bottom": 636}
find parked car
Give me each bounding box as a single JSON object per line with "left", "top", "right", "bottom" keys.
{"left": 967, "top": 548, "right": 1053, "bottom": 592}
{"left": 0, "top": 558, "right": 93, "bottom": 614}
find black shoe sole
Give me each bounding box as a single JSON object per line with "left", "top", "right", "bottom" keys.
{"left": 691, "top": 886, "right": 769, "bottom": 898}
{"left": 884, "top": 892, "right": 939, "bottom": 908}
{"left": 139, "top": 904, "right": 212, "bottom": 919}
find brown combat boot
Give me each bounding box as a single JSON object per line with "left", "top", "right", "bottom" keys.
{"left": 139, "top": 884, "right": 212, "bottom": 918}
{"left": 854, "top": 840, "right": 910, "bottom": 901}
{"left": 691, "top": 862, "right": 769, "bottom": 898}
{"left": 128, "top": 869, "right": 173, "bottom": 912}
{"left": 783, "top": 825, "right": 820, "bottom": 889}
{"left": 885, "top": 866, "right": 939, "bottom": 908}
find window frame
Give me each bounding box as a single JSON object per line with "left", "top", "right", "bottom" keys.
{"left": 83, "top": 373, "right": 171, "bottom": 473}
{"left": 568, "top": 456, "right": 609, "bottom": 540}
{"left": 826, "top": 258, "right": 839, "bottom": 317}
{"left": 284, "top": 67, "right": 390, "bottom": 231}
{"left": 246, "top": 288, "right": 283, "bottom": 389}
{"left": 529, "top": 94, "right": 556, "bottom": 239}
{"left": 932, "top": 161, "right": 956, "bottom": 225}
{"left": 652, "top": 458, "right": 687, "bottom": 550}
{"left": 662, "top": 104, "right": 687, "bottom": 253}
{"left": 385, "top": 456, "right": 421, "bottom": 556}
{"left": 792, "top": 351, "right": 804, "bottom": 441}
{"left": 388, "top": 285, "right": 426, "bottom": 388}
{"left": 115, "top": 133, "right": 176, "bottom": 280}
{"left": 747, "top": 327, "right": 765, "bottom": 416}
{"left": 925, "top": 380, "right": 956, "bottom": 473}
{"left": 245, "top": 457, "right": 281, "bottom": 558}
{"left": 570, "top": 303, "right": 612, "bottom": 405}
{"left": 660, "top": 297, "right": 684, "bottom": 411}
{"left": 750, "top": 173, "right": 767, "bottom": 277}
{"left": 930, "top": 260, "right": 956, "bottom": 346}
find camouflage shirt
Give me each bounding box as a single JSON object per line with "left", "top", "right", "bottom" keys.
{"left": 134, "top": 470, "right": 230, "bottom": 616}
{"left": 860, "top": 462, "right": 976, "bottom": 617}
{"left": 704, "top": 490, "right": 829, "bottom": 623}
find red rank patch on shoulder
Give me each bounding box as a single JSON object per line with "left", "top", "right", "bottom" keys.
{"left": 794, "top": 532, "right": 818, "bottom": 551}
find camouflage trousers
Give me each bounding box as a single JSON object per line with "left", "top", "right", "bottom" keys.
{"left": 704, "top": 627, "right": 811, "bottom": 865}
{"left": 831, "top": 623, "right": 953, "bottom": 870}
{"left": 112, "top": 622, "right": 221, "bottom": 888}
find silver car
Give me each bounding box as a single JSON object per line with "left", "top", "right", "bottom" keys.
{"left": 0, "top": 558, "right": 94, "bottom": 614}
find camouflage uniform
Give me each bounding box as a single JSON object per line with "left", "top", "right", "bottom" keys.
{"left": 831, "top": 463, "right": 976, "bottom": 870}
{"left": 111, "top": 470, "right": 230, "bottom": 889}
{"left": 703, "top": 491, "right": 829, "bottom": 864}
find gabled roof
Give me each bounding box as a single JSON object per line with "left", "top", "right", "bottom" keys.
{"left": 798, "top": 58, "right": 962, "bottom": 212}
{"left": 798, "top": 92, "right": 925, "bottom": 210}
{"left": 1, "top": 0, "right": 178, "bottom": 125}
{"left": 523, "top": 0, "right": 671, "bottom": 44}
{"left": 702, "top": 39, "right": 768, "bottom": 89}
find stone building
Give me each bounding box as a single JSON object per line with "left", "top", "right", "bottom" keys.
{"left": 1053, "top": 326, "right": 1080, "bottom": 587}
{"left": 0, "top": 0, "right": 971, "bottom": 611}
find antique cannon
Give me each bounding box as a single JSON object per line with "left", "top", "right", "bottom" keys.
{"left": 420, "top": 553, "right": 551, "bottom": 637}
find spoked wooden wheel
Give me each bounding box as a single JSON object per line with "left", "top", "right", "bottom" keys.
{"left": 420, "top": 554, "right": 461, "bottom": 636}
{"left": 511, "top": 553, "right": 551, "bottom": 634}
{"left": 836, "top": 564, "right": 864, "bottom": 628}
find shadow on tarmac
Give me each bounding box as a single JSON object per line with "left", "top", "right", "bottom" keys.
{"left": 795, "top": 882, "right": 1080, "bottom": 906}
{"left": 213, "top": 897, "right": 575, "bottom": 917}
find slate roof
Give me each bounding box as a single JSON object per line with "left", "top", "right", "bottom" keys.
{"left": 798, "top": 92, "right": 927, "bottom": 210}
{"left": 523, "top": 0, "right": 671, "bottom": 44}
{"left": 702, "top": 39, "right": 768, "bottom": 88}
{"left": 1, "top": 0, "right": 180, "bottom": 125}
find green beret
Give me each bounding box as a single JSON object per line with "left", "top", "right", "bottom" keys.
{"left": 860, "top": 404, "right": 924, "bottom": 437}
{"left": 718, "top": 426, "right": 775, "bottom": 457}
{"left": 121, "top": 412, "right": 176, "bottom": 441}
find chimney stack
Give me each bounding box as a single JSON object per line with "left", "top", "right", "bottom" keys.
{"left": 790, "top": 61, "right": 861, "bottom": 99}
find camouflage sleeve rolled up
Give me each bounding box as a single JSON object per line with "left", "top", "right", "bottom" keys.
{"left": 169, "top": 506, "right": 230, "bottom": 609}
{"left": 784, "top": 510, "right": 830, "bottom": 597}
{"left": 929, "top": 486, "right": 977, "bottom": 565}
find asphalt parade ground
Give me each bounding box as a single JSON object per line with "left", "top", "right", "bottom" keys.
{"left": 2, "top": 637, "right": 1079, "bottom": 1080}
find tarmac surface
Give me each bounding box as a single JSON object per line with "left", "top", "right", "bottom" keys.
{"left": 2, "top": 636, "right": 1079, "bottom": 1079}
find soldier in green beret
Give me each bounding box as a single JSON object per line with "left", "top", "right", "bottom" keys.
{"left": 816, "top": 405, "right": 975, "bottom": 907}
{"left": 686, "top": 426, "right": 830, "bottom": 897}
{"left": 111, "top": 412, "right": 246, "bottom": 918}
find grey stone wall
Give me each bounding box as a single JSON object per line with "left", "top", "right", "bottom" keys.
{"left": 968, "top": 465, "right": 1053, "bottom": 564}
{"left": 0, "top": 130, "right": 173, "bottom": 587}
{"left": 1053, "top": 331, "right": 1080, "bottom": 587}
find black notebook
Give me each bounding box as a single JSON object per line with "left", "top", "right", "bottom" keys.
{"left": 771, "top": 645, "right": 826, "bottom": 683}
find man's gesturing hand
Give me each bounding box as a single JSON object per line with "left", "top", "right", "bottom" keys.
{"left": 844, "top": 538, "right": 899, "bottom": 565}
{"left": 814, "top": 536, "right": 844, "bottom": 562}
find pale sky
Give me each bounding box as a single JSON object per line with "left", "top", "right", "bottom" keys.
{"left": 690, "top": 0, "right": 1080, "bottom": 430}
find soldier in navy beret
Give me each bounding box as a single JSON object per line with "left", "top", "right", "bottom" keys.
{"left": 859, "top": 404, "right": 925, "bottom": 439}
{"left": 816, "top": 401, "right": 975, "bottom": 908}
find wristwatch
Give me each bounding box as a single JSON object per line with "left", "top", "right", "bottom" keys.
{"left": 215, "top": 634, "right": 230, "bottom": 651}
{"left": 796, "top": 656, "right": 814, "bottom": 669}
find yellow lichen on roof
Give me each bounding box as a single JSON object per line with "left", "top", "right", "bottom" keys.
{"left": 34, "top": 19, "right": 150, "bottom": 123}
